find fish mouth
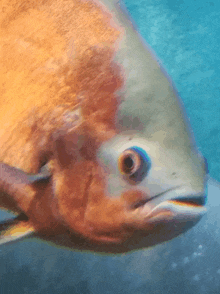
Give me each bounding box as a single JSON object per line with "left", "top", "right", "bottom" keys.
{"left": 132, "top": 187, "right": 207, "bottom": 224}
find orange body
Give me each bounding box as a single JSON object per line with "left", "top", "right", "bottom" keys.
{"left": 0, "top": 0, "right": 141, "bottom": 244}
{"left": 0, "top": 0, "right": 207, "bottom": 251}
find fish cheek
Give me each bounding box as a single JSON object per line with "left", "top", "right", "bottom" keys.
{"left": 83, "top": 186, "right": 157, "bottom": 243}
{"left": 54, "top": 160, "right": 95, "bottom": 234}
{"left": 53, "top": 161, "right": 129, "bottom": 243}
{"left": 81, "top": 168, "right": 136, "bottom": 243}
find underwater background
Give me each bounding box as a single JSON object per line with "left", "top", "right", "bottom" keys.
{"left": 1, "top": 0, "right": 220, "bottom": 293}
{"left": 125, "top": 0, "right": 220, "bottom": 182}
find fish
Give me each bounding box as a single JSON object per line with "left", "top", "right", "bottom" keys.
{"left": 0, "top": 0, "right": 207, "bottom": 253}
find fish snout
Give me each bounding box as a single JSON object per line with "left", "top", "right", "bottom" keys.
{"left": 124, "top": 186, "right": 207, "bottom": 232}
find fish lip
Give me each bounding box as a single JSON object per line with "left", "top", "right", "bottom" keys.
{"left": 131, "top": 188, "right": 207, "bottom": 226}
{"left": 133, "top": 187, "right": 206, "bottom": 209}
{"left": 170, "top": 195, "right": 205, "bottom": 206}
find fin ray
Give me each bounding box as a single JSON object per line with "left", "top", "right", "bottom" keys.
{"left": 0, "top": 214, "right": 35, "bottom": 245}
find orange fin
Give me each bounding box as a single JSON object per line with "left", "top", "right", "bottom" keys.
{"left": 0, "top": 214, "right": 35, "bottom": 245}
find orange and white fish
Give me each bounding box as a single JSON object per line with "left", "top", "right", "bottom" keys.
{"left": 0, "top": 0, "right": 207, "bottom": 253}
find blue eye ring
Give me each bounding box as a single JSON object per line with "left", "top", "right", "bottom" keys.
{"left": 118, "top": 146, "right": 151, "bottom": 182}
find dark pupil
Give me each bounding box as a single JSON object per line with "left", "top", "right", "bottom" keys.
{"left": 124, "top": 156, "right": 134, "bottom": 170}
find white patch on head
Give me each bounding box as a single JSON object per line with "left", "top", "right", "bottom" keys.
{"left": 96, "top": 133, "right": 183, "bottom": 199}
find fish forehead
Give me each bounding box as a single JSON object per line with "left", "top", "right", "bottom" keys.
{"left": 95, "top": 0, "right": 206, "bottom": 191}
{"left": 105, "top": 0, "right": 192, "bottom": 143}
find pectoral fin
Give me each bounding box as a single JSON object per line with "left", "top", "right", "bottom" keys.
{"left": 0, "top": 214, "right": 35, "bottom": 245}
{"left": 0, "top": 162, "right": 51, "bottom": 212}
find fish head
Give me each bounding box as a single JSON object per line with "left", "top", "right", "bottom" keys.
{"left": 34, "top": 1, "right": 207, "bottom": 250}
{"left": 0, "top": 0, "right": 207, "bottom": 252}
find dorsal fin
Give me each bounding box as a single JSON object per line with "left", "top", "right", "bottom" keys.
{"left": 0, "top": 214, "right": 35, "bottom": 245}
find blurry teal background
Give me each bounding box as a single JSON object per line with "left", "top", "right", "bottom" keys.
{"left": 125, "top": 0, "right": 220, "bottom": 182}
{"left": 1, "top": 1, "right": 220, "bottom": 293}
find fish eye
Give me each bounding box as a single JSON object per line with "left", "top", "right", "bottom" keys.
{"left": 118, "top": 146, "right": 151, "bottom": 182}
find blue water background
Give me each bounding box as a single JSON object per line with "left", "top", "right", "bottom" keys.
{"left": 125, "top": 0, "right": 220, "bottom": 182}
